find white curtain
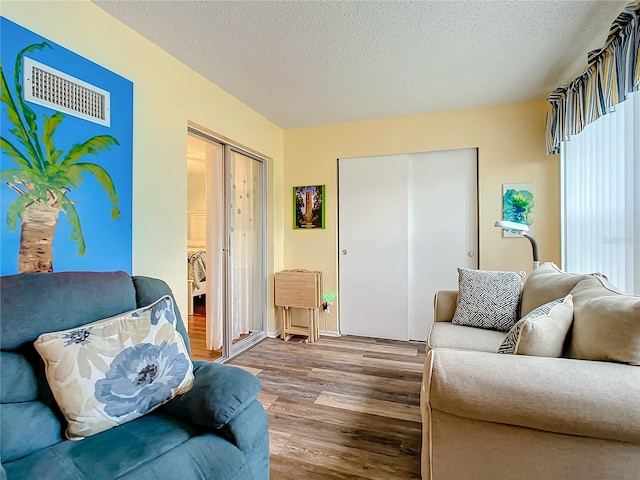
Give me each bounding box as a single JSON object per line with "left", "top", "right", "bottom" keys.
{"left": 229, "top": 151, "right": 259, "bottom": 340}
{"left": 562, "top": 91, "right": 639, "bottom": 294}
{"left": 205, "top": 142, "right": 225, "bottom": 350}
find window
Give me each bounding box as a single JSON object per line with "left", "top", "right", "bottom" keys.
{"left": 561, "top": 91, "right": 639, "bottom": 294}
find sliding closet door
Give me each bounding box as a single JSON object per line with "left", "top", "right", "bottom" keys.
{"left": 338, "top": 154, "right": 410, "bottom": 340}
{"left": 408, "top": 149, "right": 478, "bottom": 340}
{"left": 227, "top": 148, "right": 266, "bottom": 355}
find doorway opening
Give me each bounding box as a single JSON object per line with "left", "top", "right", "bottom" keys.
{"left": 186, "top": 128, "right": 267, "bottom": 361}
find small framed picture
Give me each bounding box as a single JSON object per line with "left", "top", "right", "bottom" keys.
{"left": 293, "top": 185, "right": 325, "bottom": 229}
{"left": 502, "top": 183, "right": 534, "bottom": 237}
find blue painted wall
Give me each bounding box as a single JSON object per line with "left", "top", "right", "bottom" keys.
{"left": 0, "top": 17, "right": 132, "bottom": 274}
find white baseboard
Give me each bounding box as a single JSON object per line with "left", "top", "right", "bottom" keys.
{"left": 267, "top": 329, "right": 282, "bottom": 339}
{"left": 268, "top": 329, "right": 340, "bottom": 338}
{"left": 320, "top": 330, "right": 341, "bottom": 337}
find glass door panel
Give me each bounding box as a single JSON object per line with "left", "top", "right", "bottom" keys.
{"left": 227, "top": 148, "right": 266, "bottom": 354}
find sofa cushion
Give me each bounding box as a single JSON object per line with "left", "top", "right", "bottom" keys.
{"left": 0, "top": 402, "right": 63, "bottom": 462}
{"left": 520, "top": 262, "right": 588, "bottom": 317}
{"left": 569, "top": 276, "right": 640, "bottom": 365}
{"left": 498, "top": 295, "right": 573, "bottom": 357}
{"left": 0, "top": 352, "right": 38, "bottom": 403}
{"left": 1, "top": 271, "right": 137, "bottom": 351}
{"left": 429, "top": 322, "right": 507, "bottom": 353}
{"left": 451, "top": 268, "right": 525, "bottom": 331}
{"left": 34, "top": 296, "right": 194, "bottom": 440}
{"left": 426, "top": 349, "right": 640, "bottom": 445}
{"left": 2, "top": 412, "right": 250, "bottom": 480}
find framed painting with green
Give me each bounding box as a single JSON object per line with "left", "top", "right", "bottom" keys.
{"left": 502, "top": 183, "right": 534, "bottom": 237}
{"left": 293, "top": 185, "right": 325, "bottom": 229}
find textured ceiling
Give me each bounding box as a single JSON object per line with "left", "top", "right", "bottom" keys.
{"left": 93, "top": 0, "right": 627, "bottom": 129}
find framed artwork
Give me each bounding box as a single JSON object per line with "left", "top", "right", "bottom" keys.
{"left": 0, "top": 18, "right": 133, "bottom": 275}
{"left": 293, "top": 185, "right": 325, "bottom": 229}
{"left": 502, "top": 183, "right": 534, "bottom": 237}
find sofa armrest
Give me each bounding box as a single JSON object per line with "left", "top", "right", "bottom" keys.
{"left": 162, "top": 361, "right": 260, "bottom": 429}
{"left": 218, "top": 400, "right": 269, "bottom": 480}
{"left": 424, "top": 349, "right": 640, "bottom": 444}
{"left": 433, "top": 290, "right": 458, "bottom": 322}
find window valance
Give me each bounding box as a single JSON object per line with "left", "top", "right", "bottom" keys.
{"left": 546, "top": 2, "right": 639, "bottom": 154}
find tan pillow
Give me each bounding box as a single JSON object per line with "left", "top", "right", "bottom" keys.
{"left": 569, "top": 277, "right": 640, "bottom": 365}
{"left": 520, "top": 262, "right": 589, "bottom": 317}
{"left": 498, "top": 295, "right": 573, "bottom": 357}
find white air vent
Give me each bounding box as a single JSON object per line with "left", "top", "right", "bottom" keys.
{"left": 23, "top": 57, "right": 110, "bottom": 127}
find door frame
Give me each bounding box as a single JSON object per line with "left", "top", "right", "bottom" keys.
{"left": 187, "top": 126, "right": 268, "bottom": 361}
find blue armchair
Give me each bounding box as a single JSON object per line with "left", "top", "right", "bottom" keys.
{"left": 0, "top": 271, "right": 269, "bottom": 479}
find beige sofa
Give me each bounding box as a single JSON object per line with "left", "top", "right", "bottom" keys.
{"left": 420, "top": 263, "right": 640, "bottom": 480}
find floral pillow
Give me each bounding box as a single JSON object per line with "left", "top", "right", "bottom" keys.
{"left": 34, "top": 296, "right": 194, "bottom": 440}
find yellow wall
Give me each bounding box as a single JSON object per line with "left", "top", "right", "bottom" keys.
{"left": 3, "top": 1, "right": 560, "bottom": 338}
{"left": 284, "top": 100, "right": 560, "bottom": 333}
{"left": 2, "top": 0, "right": 285, "bottom": 331}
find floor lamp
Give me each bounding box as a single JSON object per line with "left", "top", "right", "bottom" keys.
{"left": 494, "top": 220, "right": 539, "bottom": 270}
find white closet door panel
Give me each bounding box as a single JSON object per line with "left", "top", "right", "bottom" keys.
{"left": 338, "top": 154, "right": 409, "bottom": 341}
{"left": 408, "top": 149, "right": 478, "bottom": 341}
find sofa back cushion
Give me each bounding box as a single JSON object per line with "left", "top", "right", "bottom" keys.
{"left": 1, "top": 272, "right": 145, "bottom": 462}
{"left": 520, "top": 262, "right": 589, "bottom": 317}
{"left": 569, "top": 276, "right": 640, "bottom": 365}
{"left": 1, "top": 271, "right": 137, "bottom": 351}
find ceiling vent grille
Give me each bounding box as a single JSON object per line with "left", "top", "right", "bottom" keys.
{"left": 23, "top": 57, "right": 110, "bottom": 127}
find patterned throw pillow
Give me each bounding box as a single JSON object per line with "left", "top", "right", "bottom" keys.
{"left": 34, "top": 296, "right": 194, "bottom": 440}
{"left": 451, "top": 267, "right": 526, "bottom": 331}
{"left": 498, "top": 295, "right": 573, "bottom": 357}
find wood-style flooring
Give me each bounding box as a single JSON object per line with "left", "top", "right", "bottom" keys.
{"left": 187, "top": 307, "right": 250, "bottom": 361}
{"left": 187, "top": 299, "right": 222, "bottom": 361}
{"left": 228, "top": 336, "right": 426, "bottom": 479}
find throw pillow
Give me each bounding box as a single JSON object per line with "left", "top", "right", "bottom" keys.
{"left": 34, "top": 295, "right": 194, "bottom": 440}
{"left": 519, "top": 262, "right": 588, "bottom": 317}
{"left": 498, "top": 295, "right": 574, "bottom": 357}
{"left": 451, "top": 267, "right": 525, "bottom": 331}
{"left": 569, "top": 276, "right": 640, "bottom": 365}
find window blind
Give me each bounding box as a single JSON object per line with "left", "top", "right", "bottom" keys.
{"left": 562, "top": 91, "right": 639, "bottom": 294}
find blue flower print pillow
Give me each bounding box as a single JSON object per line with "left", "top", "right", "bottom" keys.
{"left": 34, "top": 296, "right": 194, "bottom": 440}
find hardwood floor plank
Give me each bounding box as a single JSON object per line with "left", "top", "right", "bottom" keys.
{"left": 362, "top": 351, "right": 426, "bottom": 364}
{"left": 315, "top": 337, "right": 419, "bottom": 356}
{"left": 315, "top": 391, "right": 422, "bottom": 423}
{"left": 307, "top": 367, "right": 421, "bottom": 393}
{"left": 269, "top": 429, "right": 292, "bottom": 455}
{"left": 258, "top": 392, "right": 278, "bottom": 409}
{"left": 234, "top": 365, "right": 263, "bottom": 376}
{"left": 259, "top": 368, "right": 420, "bottom": 406}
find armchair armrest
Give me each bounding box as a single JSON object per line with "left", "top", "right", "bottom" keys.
{"left": 163, "top": 361, "right": 260, "bottom": 429}
{"left": 424, "top": 349, "right": 640, "bottom": 444}
{"left": 433, "top": 290, "right": 458, "bottom": 322}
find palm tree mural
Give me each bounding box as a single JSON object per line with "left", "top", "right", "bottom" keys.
{"left": 0, "top": 42, "right": 120, "bottom": 273}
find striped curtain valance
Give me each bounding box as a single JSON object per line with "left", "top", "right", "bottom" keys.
{"left": 546, "top": 2, "right": 639, "bottom": 154}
